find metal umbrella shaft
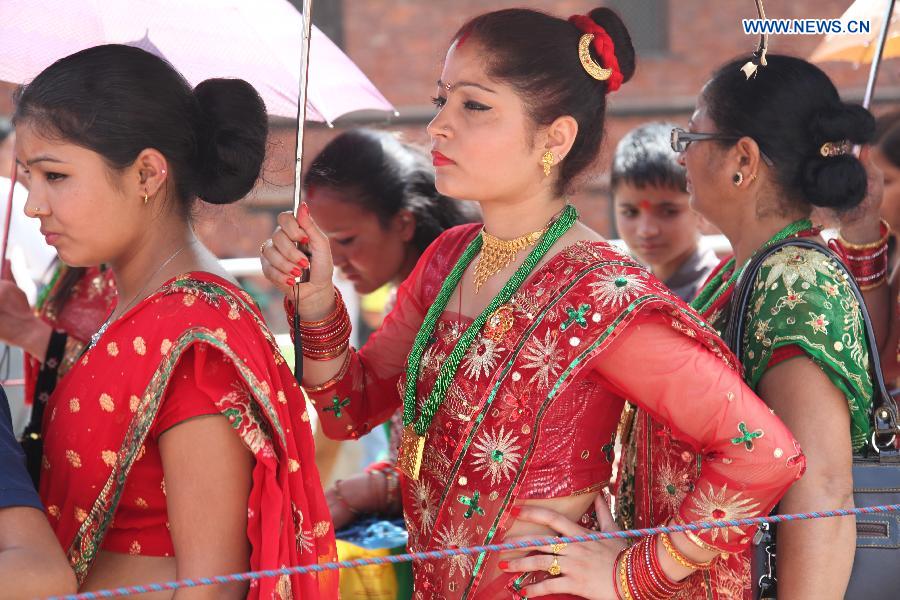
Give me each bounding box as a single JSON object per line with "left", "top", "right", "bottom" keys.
{"left": 1, "top": 159, "right": 18, "bottom": 279}
{"left": 293, "top": 0, "right": 315, "bottom": 215}
{"left": 863, "top": 0, "right": 897, "bottom": 109}
{"left": 291, "top": 0, "right": 315, "bottom": 383}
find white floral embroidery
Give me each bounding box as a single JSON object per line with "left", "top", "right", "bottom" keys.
{"left": 296, "top": 528, "right": 314, "bottom": 555}
{"left": 763, "top": 247, "right": 833, "bottom": 290}
{"left": 421, "top": 344, "right": 446, "bottom": 375}
{"left": 433, "top": 522, "right": 474, "bottom": 578}
{"left": 292, "top": 503, "right": 314, "bottom": 555}
{"left": 588, "top": 269, "right": 648, "bottom": 309}
{"left": 690, "top": 484, "right": 761, "bottom": 543}
{"left": 470, "top": 426, "right": 523, "bottom": 486}
{"left": 461, "top": 337, "right": 505, "bottom": 381}
{"left": 520, "top": 330, "right": 562, "bottom": 388}
{"left": 410, "top": 479, "right": 438, "bottom": 535}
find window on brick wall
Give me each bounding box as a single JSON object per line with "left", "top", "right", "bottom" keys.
{"left": 605, "top": 0, "right": 668, "bottom": 56}
{"left": 287, "top": 0, "right": 344, "bottom": 48}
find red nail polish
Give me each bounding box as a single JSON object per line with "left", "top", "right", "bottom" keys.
{"left": 298, "top": 258, "right": 309, "bottom": 268}
{"left": 285, "top": 277, "right": 294, "bottom": 285}
{"left": 498, "top": 560, "right": 509, "bottom": 570}
{"left": 510, "top": 506, "right": 522, "bottom": 517}
{"left": 290, "top": 267, "right": 302, "bottom": 277}
{"left": 300, "top": 236, "right": 310, "bottom": 245}
{"left": 518, "top": 589, "right": 528, "bottom": 598}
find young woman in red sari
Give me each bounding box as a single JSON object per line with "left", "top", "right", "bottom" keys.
{"left": 14, "top": 45, "right": 336, "bottom": 598}
{"left": 262, "top": 8, "right": 803, "bottom": 599}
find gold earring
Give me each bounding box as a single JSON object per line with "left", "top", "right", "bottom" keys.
{"left": 143, "top": 191, "right": 149, "bottom": 204}
{"left": 732, "top": 172, "right": 744, "bottom": 186}
{"left": 542, "top": 151, "right": 555, "bottom": 177}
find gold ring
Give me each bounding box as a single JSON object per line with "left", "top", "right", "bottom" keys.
{"left": 547, "top": 556, "right": 562, "bottom": 577}
{"left": 550, "top": 542, "right": 567, "bottom": 555}
{"left": 259, "top": 241, "right": 268, "bottom": 255}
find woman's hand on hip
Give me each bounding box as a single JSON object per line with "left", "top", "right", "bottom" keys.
{"left": 501, "top": 495, "right": 626, "bottom": 599}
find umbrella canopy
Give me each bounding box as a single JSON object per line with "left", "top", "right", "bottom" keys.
{"left": 0, "top": 0, "right": 394, "bottom": 123}
{"left": 810, "top": 0, "right": 900, "bottom": 64}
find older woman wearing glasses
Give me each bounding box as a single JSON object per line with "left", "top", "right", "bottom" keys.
{"left": 618, "top": 55, "right": 878, "bottom": 599}
{"left": 499, "top": 49, "right": 877, "bottom": 600}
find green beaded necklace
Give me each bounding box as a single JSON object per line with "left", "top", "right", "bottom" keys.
{"left": 690, "top": 218, "right": 813, "bottom": 316}
{"left": 397, "top": 204, "right": 578, "bottom": 479}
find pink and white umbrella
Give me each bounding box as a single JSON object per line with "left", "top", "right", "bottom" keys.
{"left": 0, "top": 0, "right": 395, "bottom": 123}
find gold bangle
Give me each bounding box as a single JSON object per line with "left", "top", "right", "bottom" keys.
{"left": 859, "top": 277, "right": 887, "bottom": 292}
{"left": 302, "top": 348, "right": 352, "bottom": 392}
{"left": 333, "top": 478, "right": 360, "bottom": 515}
{"left": 383, "top": 467, "right": 400, "bottom": 512}
{"left": 660, "top": 531, "right": 715, "bottom": 570}
{"left": 838, "top": 218, "right": 891, "bottom": 251}
{"left": 673, "top": 515, "right": 728, "bottom": 556}
{"left": 617, "top": 548, "right": 636, "bottom": 600}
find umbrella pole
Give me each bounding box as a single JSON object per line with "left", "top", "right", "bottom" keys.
{"left": 1, "top": 158, "right": 18, "bottom": 280}
{"left": 863, "top": 0, "right": 897, "bottom": 109}
{"left": 291, "top": 0, "right": 315, "bottom": 383}
{"left": 293, "top": 0, "right": 314, "bottom": 215}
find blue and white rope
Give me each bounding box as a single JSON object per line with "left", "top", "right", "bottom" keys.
{"left": 47, "top": 503, "right": 900, "bottom": 599}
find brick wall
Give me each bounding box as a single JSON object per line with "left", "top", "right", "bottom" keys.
{"left": 5, "top": 0, "right": 900, "bottom": 242}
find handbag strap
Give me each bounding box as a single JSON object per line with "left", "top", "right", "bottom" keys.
{"left": 723, "top": 238, "right": 900, "bottom": 456}
{"left": 22, "top": 329, "right": 68, "bottom": 437}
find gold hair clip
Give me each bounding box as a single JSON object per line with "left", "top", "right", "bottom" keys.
{"left": 820, "top": 140, "right": 851, "bottom": 158}
{"left": 577, "top": 33, "right": 611, "bottom": 82}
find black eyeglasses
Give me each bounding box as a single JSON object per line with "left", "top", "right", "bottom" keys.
{"left": 670, "top": 127, "right": 774, "bottom": 166}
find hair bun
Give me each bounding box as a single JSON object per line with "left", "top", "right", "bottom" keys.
{"left": 808, "top": 103, "right": 874, "bottom": 147}
{"left": 191, "top": 78, "right": 268, "bottom": 205}
{"left": 800, "top": 102, "right": 873, "bottom": 210}
{"left": 801, "top": 154, "right": 867, "bottom": 209}
{"left": 587, "top": 7, "right": 636, "bottom": 84}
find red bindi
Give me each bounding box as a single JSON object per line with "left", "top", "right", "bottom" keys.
{"left": 456, "top": 27, "right": 472, "bottom": 48}
{"left": 638, "top": 199, "right": 653, "bottom": 211}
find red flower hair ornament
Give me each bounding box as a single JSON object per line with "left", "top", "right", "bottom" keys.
{"left": 568, "top": 15, "right": 624, "bottom": 93}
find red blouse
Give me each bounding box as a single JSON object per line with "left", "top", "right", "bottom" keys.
{"left": 101, "top": 346, "right": 236, "bottom": 556}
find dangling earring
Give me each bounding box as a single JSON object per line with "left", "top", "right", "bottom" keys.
{"left": 732, "top": 172, "right": 744, "bottom": 186}
{"left": 143, "top": 191, "right": 149, "bottom": 205}
{"left": 541, "top": 150, "right": 555, "bottom": 177}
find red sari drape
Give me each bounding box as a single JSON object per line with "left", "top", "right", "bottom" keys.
{"left": 40, "top": 272, "right": 337, "bottom": 599}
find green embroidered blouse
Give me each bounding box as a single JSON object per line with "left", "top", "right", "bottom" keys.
{"left": 711, "top": 245, "right": 873, "bottom": 451}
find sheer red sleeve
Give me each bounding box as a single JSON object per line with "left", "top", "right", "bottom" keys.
{"left": 302, "top": 225, "right": 481, "bottom": 440}
{"left": 595, "top": 312, "right": 805, "bottom": 554}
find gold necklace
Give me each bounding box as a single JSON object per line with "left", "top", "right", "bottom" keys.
{"left": 472, "top": 227, "right": 545, "bottom": 294}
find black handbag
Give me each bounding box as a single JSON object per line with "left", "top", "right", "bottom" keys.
{"left": 19, "top": 329, "right": 68, "bottom": 487}
{"left": 723, "top": 238, "right": 900, "bottom": 599}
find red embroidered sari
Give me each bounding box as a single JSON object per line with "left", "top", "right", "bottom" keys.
{"left": 40, "top": 272, "right": 337, "bottom": 599}
{"left": 305, "top": 225, "right": 804, "bottom": 599}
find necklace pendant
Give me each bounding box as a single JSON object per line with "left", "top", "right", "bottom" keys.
{"left": 397, "top": 425, "right": 426, "bottom": 480}
{"left": 483, "top": 305, "right": 515, "bottom": 341}
{"left": 89, "top": 321, "right": 110, "bottom": 350}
